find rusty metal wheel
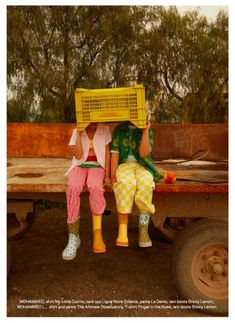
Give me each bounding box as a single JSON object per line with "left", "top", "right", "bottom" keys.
{"left": 7, "top": 240, "right": 12, "bottom": 274}
{"left": 191, "top": 243, "right": 228, "bottom": 300}
{"left": 7, "top": 199, "right": 36, "bottom": 240}
{"left": 7, "top": 211, "right": 36, "bottom": 240}
{"left": 172, "top": 219, "right": 228, "bottom": 315}
{"left": 157, "top": 217, "right": 200, "bottom": 242}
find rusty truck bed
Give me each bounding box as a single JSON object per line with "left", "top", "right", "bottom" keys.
{"left": 7, "top": 123, "right": 228, "bottom": 314}
{"left": 7, "top": 122, "right": 228, "bottom": 196}
{"left": 7, "top": 157, "right": 228, "bottom": 196}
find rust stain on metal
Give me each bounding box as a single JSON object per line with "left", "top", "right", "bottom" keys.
{"left": 14, "top": 173, "right": 43, "bottom": 178}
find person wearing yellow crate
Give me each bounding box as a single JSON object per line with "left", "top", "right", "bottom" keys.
{"left": 111, "top": 121, "right": 163, "bottom": 248}
{"left": 62, "top": 122, "right": 111, "bottom": 260}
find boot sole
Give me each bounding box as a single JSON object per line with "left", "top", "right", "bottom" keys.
{"left": 139, "top": 241, "right": 152, "bottom": 248}
{"left": 62, "top": 253, "right": 77, "bottom": 261}
{"left": 116, "top": 240, "right": 129, "bottom": 247}
{"left": 93, "top": 247, "right": 106, "bottom": 253}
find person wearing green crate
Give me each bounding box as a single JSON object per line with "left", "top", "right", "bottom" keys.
{"left": 111, "top": 120, "right": 163, "bottom": 248}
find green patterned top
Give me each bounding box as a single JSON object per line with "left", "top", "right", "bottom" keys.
{"left": 111, "top": 122, "right": 163, "bottom": 182}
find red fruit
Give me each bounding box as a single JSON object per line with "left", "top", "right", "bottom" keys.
{"left": 164, "top": 171, "right": 176, "bottom": 184}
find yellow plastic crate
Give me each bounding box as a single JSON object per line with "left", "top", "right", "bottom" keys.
{"left": 74, "top": 85, "right": 146, "bottom": 131}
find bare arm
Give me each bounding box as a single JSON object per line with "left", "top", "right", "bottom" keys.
{"left": 72, "top": 131, "right": 83, "bottom": 160}
{"left": 111, "top": 152, "right": 119, "bottom": 184}
{"left": 139, "top": 121, "right": 151, "bottom": 158}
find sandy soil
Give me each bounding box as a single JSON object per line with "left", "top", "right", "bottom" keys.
{"left": 7, "top": 204, "right": 209, "bottom": 317}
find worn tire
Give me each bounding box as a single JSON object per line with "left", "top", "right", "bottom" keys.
{"left": 172, "top": 219, "right": 228, "bottom": 315}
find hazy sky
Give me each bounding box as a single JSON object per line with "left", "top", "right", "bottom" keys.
{"left": 176, "top": 6, "right": 228, "bottom": 20}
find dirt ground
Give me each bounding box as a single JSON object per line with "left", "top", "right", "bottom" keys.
{"left": 7, "top": 203, "right": 209, "bottom": 317}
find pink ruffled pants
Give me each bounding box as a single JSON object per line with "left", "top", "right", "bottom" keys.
{"left": 66, "top": 167, "right": 105, "bottom": 223}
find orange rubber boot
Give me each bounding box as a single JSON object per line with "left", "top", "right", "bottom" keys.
{"left": 116, "top": 213, "right": 129, "bottom": 247}
{"left": 92, "top": 214, "right": 106, "bottom": 253}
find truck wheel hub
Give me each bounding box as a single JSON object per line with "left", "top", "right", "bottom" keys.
{"left": 206, "top": 256, "right": 225, "bottom": 276}
{"left": 191, "top": 243, "right": 228, "bottom": 299}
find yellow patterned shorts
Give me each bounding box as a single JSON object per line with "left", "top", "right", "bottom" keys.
{"left": 113, "top": 162, "right": 155, "bottom": 214}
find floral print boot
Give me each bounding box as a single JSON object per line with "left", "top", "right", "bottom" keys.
{"left": 139, "top": 213, "right": 152, "bottom": 247}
